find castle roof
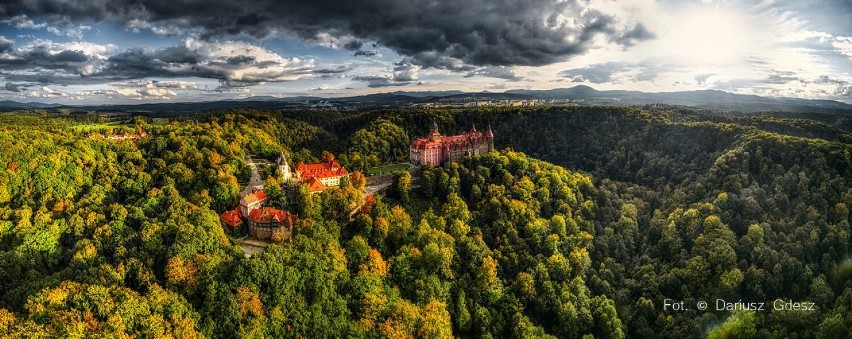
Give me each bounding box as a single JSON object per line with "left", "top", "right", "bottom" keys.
{"left": 295, "top": 160, "right": 349, "bottom": 179}
{"left": 410, "top": 128, "right": 486, "bottom": 150}
{"left": 248, "top": 207, "right": 298, "bottom": 226}
{"left": 305, "top": 177, "right": 327, "bottom": 192}
{"left": 220, "top": 208, "right": 243, "bottom": 227}
{"left": 240, "top": 190, "right": 267, "bottom": 207}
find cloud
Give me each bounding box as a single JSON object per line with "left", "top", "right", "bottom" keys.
{"left": 98, "top": 39, "right": 316, "bottom": 83}
{"left": 68, "top": 80, "right": 199, "bottom": 100}
{"left": 3, "top": 14, "right": 91, "bottom": 39}
{"left": 111, "top": 82, "right": 179, "bottom": 99}
{"left": 465, "top": 66, "right": 524, "bottom": 81}
{"left": 695, "top": 73, "right": 715, "bottom": 86}
{"left": 3, "top": 15, "right": 47, "bottom": 30}
{"left": 611, "top": 24, "right": 656, "bottom": 47}
{"left": 559, "top": 62, "right": 632, "bottom": 83}
{"left": 353, "top": 50, "right": 379, "bottom": 57}
{"left": 813, "top": 76, "right": 851, "bottom": 96}
{"left": 151, "top": 80, "right": 198, "bottom": 89}
{"left": 351, "top": 76, "right": 411, "bottom": 88}
{"left": 0, "top": 38, "right": 332, "bottom": 86}
{"left": 4, "top": 82, "right": 29, "bottom": 92}
{"left": 764, "top": 71, "right": 801, "bottom": 84}
{"left": 312, "top": 64, "right": 356, "bottom": 78}
{"left": 351, "top": 63, "right": 419, "bottom": 88}
{"left": 392, "top": 63, "right": 419, "bottom": 82}
{"left": 0, "top": 40, "right": 118, "bottom": 83}
{"left": 26, "top": 85, "right": 69, "bottom": 98}
{"left": 62, "top": 25, "right": 92, "bottom": 39}
{"left": 1, "top": 0, "right": 654, "bottom": 69}
{"left": 0, "top": 36, "right": 13, "bottom": 52}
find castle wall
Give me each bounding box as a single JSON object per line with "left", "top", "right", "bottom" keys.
{"left": 248, "top": 220, "right": 292, "bottom": 241}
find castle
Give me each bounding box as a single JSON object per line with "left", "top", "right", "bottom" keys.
{"left": 409, "top": 121, "right": 494, "bottom": 166}
{"left": 220, "top": 152, "right": 351, "bottom": 240}
{"left": 220, "top": 187, "right": 298, "bottom": 241}
{"left": 279, "top": 153, "right": 350, "bottom": 192}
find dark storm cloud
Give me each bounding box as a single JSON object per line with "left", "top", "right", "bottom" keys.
{"left": 1, "top": 0, "right": 654, "bottom": 69}
{"left": 353, "top": 50, "right": 378, "bottom": 57}
{"left": 313, "top": 64, "right": 355, "bottom": 74}
{"left": 0, "top": 44, "right": 99, "bottom": 78}
{"left": 4, "top": 82, "right": 29, "bottom": 92}
{"left": 611, "top": 24, "right": 655, "bottom": 47}
{"left": 0, "top": 39, "right": 331, "bottom": 86}
{"left": 0, "top": 36, "right": 13, "bottom": 52}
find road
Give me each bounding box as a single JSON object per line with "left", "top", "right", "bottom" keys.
{"left": 240, "top": 154, "right": 264, "bottom": 198}
{"left": 365, "top": 181, "right": 392, "bottom": 196}
{"left": 236, "top": 237, "right": 269, "bottom": 258}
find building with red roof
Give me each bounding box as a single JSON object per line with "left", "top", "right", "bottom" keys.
{"left": 219, "top": 208, "right": 245, "bottom": 236}
{"left": 248, "top": 207, "right": 299, "bottom": 241}
{"left": 304, "top": 177, "right": 327, "bottom": 192}
{"left": 240, "top": 190, "right": 268, "bottom": 216}
{"left": 293, "top": 154, "right": 350, "bottom": 192}
{"left": 410, "top": 121, "right": 494, "bottom": 166}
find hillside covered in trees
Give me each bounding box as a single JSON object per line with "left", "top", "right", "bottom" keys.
{"left": 0, "top": 106, "right": 850, "bottom": 338}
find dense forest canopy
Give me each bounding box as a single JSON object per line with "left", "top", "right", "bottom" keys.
{"left": 0, "top": 105, "right": 849, "bottom": 338}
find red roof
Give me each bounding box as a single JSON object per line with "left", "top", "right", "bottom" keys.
{"left": 220, "top": 208, "right": 243, "bottom": 227}
{"left": 248, "top": 207, "right": 298, "bottom": 226}
{"left": 295, "top": 160, "right": 349, "bottom": 180}
{"left": 410, "top": 129, "right": 485, "bottom": 150}
{"left": 241, "top": 191, "right": 268, "bottom": 206}
{"left": 305, "top": 177, "right": 327, "bottom": 192}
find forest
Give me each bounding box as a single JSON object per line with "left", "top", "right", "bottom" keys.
{"left": 0, "top": 105, "right": 849, "bottom": 338}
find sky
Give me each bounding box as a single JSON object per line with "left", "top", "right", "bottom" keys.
{"left": 0, "top": 0, "right": 850, "bottom": 104}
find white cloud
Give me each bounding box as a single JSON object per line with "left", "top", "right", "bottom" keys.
{"left": 4, "top": 15, "right": 47, "bottom": 30}
{"left": 26, "top": 86, "right": 69, "bottom": 98}
{"left": 113, "top": 83, "right": 177, "bottom": 99}
{"left": 181, "top": 38, "right": 316, "bottom": 83}
{"left": 3, "top": 15, "right": 91, "bottom": 39}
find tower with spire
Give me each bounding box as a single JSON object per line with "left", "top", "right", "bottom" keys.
{"left": 485, "top": 123, "right": 494, "bottom": 151}
{"left": 428, "top": 119, "right": 442, "bottom": 141}
{"left": 277, "top": 152, "right": 292, "bottom": 182}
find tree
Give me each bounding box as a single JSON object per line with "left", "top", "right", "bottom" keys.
{"left": 322, "top": 151, "right": 336, "bottom": 163}
{"left": 391, "top": 171, "right": 412, "bottom": 203}
{"left": 264, "top": 176, "right": 284, "bottom": 207}
{"left": 350, "top": 171, "right": 367, "bottom": 191}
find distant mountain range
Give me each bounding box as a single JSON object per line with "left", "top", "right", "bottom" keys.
{"left": 1, "top": 86, "right": 850, "bottom": 113}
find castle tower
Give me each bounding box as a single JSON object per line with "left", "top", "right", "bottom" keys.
{"left": 485, "top": 123, "right": 494, "bottom": 151}
{"left": 278, "top": 152, "right": 292, "bottom": 182}
{"left": 429, "top": 119, "right": 442, "bottom": 142}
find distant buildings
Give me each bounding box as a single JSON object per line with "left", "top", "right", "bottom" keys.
{"left": 410, "top": 121, "right": 494, "bottom": 166}
{"left": 89, "top": 130, "right": 148, "bottom": 141}
{"left": 107, "top": 131, "right": 147, "bottom": 140}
